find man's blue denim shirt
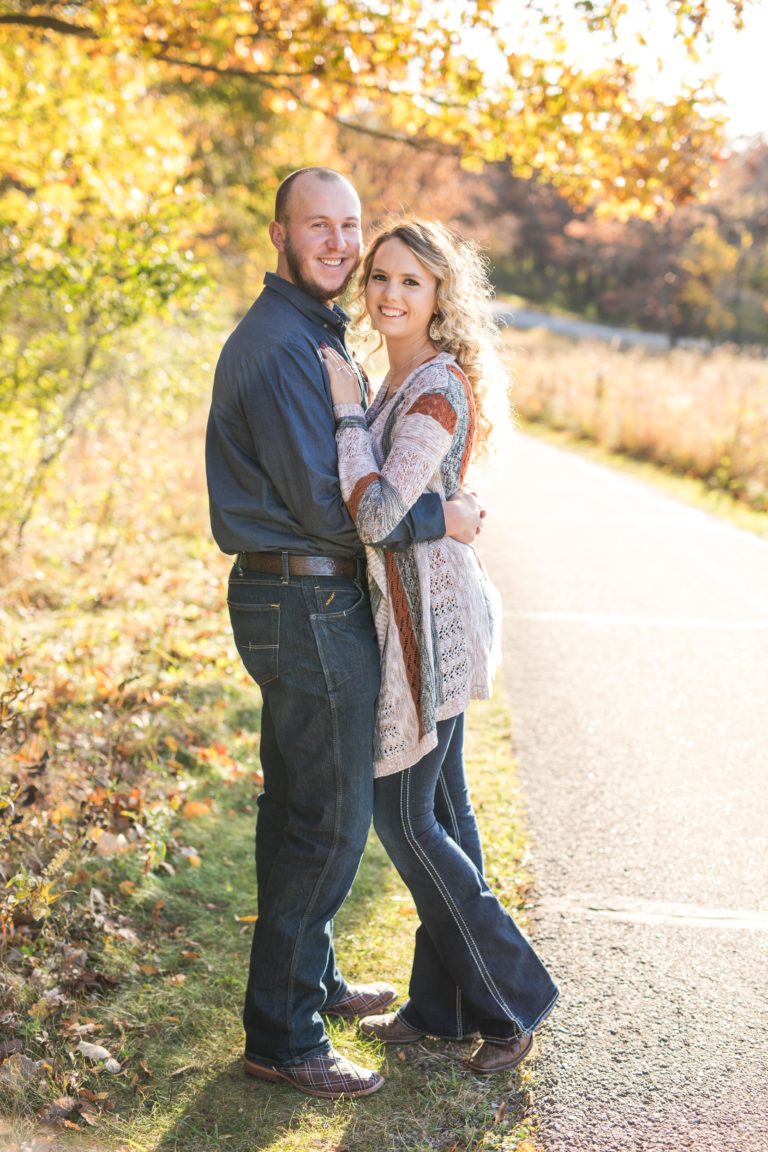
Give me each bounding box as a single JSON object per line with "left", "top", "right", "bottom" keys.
{"left": 206, "top": 273, "right": 445, "bottom": 556}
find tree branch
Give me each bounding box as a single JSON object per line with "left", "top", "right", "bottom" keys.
{"left": 152, "top": 52, "right": 458, "bottom": 155}
{"left": 0, "top": 13, "right": 98, "bottom": 38}
{"left": 151, "top": 52, "right": 311, "bottom": 83}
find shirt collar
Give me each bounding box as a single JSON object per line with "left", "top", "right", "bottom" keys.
{"left": 263, "top": 272, "right": 348, "bottom": 333}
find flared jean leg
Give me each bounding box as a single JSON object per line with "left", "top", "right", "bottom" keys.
{"left": 373, "top": 715, "right": 558, "bottom": 1038}
{"left": 398, "top": 716, "right": 485, "bottom": 1037}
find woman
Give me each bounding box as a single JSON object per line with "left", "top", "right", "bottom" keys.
{"left": 320, "top": 218, "right": 558, "bottom": 1073}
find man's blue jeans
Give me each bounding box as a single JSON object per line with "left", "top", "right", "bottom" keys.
{"left": 373, "top": 714, "right": 559, "bottom": 1039}
{"left": 227, "top": 564, "right": 380, "bottom": 1065}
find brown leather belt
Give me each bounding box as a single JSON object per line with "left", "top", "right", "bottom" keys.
{"left": 238, "top": 551, "right": 363, "bottom": 578}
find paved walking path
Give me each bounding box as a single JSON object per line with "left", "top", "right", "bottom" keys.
{"left": 476, "top": 432, "right": 768, "bottom": 1152}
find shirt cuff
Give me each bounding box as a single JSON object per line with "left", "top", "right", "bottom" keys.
{"left": 333, "top": 403, "right": 366, "bottom": 424}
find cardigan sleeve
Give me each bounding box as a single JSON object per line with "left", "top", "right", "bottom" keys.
{"left": 333, "top": 374, "right": 462, "bottom": 545}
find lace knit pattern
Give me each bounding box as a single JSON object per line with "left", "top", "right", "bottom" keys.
{"left": 334, "top": 353, "right": 501, "bottom": 777}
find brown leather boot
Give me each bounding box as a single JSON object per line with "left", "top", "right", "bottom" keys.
{"left": 466, "top": 1033, "right": 534, "bottom": 1073}
{"left": 359, "top": 1011, "right": 425, "bottom": 1044}
{"left": 244, "top": 1048, "right": 384, "bottom": 1099}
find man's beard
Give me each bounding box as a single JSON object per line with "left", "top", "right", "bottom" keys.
{"left": 284, "top": 235, "right": 358, "bottom": 303}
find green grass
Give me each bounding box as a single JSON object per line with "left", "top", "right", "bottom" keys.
{"left": 1, "top": 691, "right": 540, "bottom": 1152}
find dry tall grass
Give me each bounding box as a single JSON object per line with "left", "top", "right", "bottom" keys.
{"left": 504, "top": 329, "right": 768, "bottom": 511}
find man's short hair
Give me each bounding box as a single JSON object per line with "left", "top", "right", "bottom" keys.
{"left": 275, "top": 167, "right": 349, "bottom": 223}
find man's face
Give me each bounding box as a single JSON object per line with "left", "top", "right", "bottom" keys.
{"left": 271, "top": 175, "right": 362, "bottom": 304}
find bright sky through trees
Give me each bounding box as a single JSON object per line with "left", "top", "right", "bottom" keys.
{"left": 707, "top": 1, "right": 768, "bottom": 137}
{"left": 463, "top": 0, "right": 765, "bottom": 142}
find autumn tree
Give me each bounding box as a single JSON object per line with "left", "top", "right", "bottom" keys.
{"left": 0, "top": 0, "right": 755, "bottom": 214}
{"left": 0, "top": 0, "right": 761, "bottom": 541}
{"left": 0, "top": 35, "right": 213, "bottom": 547}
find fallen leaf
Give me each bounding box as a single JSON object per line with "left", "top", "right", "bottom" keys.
{"left": 181, "top": 800, "right": 211, "bottom": 819}
{"left": 93, "top": 831, "right": 130, "bottom": 856}
{"left": 495, "top": 1099, "right": 507, "bottom": 1123}
{"left": 77, "top": 1088, "right": 110, "bottom": 1101}
{"left": 71, "top": 968, "right": 119, "bottom": 989}
{"left": 0, "top": 1053, "right": 44, "bottom": 1085}
{"left": 38, "top": 1095, "right": 77, "bottom": 1124}
{"left": 13, "top": 734, "right": 48, "bottom": 766}
{"left": 77, "top": 1040, "right": 111, "bottom": 1061}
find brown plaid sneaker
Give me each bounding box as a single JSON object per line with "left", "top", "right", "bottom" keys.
{"left": 244, "top": 1048, "right": 384, "bottom": 1099}
{"left": 324, "top": 982, "right": 397, "bottom": 1019}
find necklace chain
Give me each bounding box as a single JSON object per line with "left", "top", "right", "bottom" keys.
{"left": 384, "top": 346, "right": 438, "bottom": 398}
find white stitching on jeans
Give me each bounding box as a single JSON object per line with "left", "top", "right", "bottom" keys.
{"left": 399, "top": 768, "right": 519, "bottom": 1024}
{"left": 436, "top": 771, "right": 465, "bottom": 1037}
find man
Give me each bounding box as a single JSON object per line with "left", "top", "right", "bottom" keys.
{"left": 206, "top": 167, "right": 485, "bottom": 1100}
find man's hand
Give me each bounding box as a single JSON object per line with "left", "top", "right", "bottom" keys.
{"left": 443, "top": 488, "right": 486, "bottom": 544}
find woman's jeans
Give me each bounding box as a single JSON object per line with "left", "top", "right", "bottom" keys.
{"left": 374, "top": 714, "right": 559, "bottom": 1039}
{"left": 227, "top": 564, "right": 380, "bottom": 1065}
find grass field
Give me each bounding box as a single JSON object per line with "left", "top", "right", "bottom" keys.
{"left": 504, "top": 328, "right": 768, "bottom": 514}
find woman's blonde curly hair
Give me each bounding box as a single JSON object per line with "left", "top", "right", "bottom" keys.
{"left": 349, "top": 216, "right": 509, "bottom": 456}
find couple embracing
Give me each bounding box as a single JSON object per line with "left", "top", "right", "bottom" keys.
{"left": 205, "top": 167, "right": 558, "bottom": 1100}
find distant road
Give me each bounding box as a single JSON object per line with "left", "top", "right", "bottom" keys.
{"left": 477, "top": 432, "right": 768, "bottom": 1152}
{"left": 494, "top": 303, "right": 710, "bottom": 351}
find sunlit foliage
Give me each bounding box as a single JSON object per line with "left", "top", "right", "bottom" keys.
{"left": 0, "top": 0, "right": 754, "bottom": 212}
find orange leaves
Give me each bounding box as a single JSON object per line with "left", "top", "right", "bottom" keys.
{"left": 180, "top": 798, "right": 212, "bottom": 819}
{"left": 10, "top": 732, "right": 47, "bottom": 766}
{"left": 1, "top": 0, "right": 743, "bottom": 214}
{"left": 189, "top": 740, "right": 235, "bottom": 767}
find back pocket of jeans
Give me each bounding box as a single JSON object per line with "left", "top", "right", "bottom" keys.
{"left": 227, "top": 602, "right": 280, "bottom": 686}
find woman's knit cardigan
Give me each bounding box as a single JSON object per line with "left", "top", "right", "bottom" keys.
{"left": 334, "top": 351, "right": 501, "bottom": 777}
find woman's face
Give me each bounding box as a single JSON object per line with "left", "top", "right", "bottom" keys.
{"left": 364, "top": 237, "right": 438, "bottom": 344}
